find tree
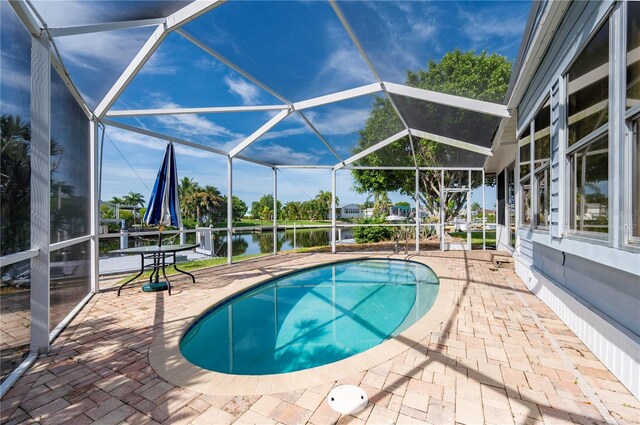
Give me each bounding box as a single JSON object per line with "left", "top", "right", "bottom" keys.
{"left": 282, "top": 201, "right": 302, "bottom": 220}
{"left": 251, "top": 194, "right": 281, "bottom": 221}
{"left": 366, "top": 190, "right": 391, "bottom": 218}
{"left": 1, "top": 114, "right": 31, "bottom": 255}
{"left": 471, "top": 202, "right": 481, "bottom": 212}
{"left": 123, "top": 191, "right": 145, "bottom": 207}
{"left": 179, "top": 177, "right": 200, "bottom": 198}
{"left": 178, "top": 179, "right": 227, "bottom": 225}
{"left": 1, "top": 114, "right": 65, "bottom": 254}
{"left": 351, "top": 50, "right": 511, "bottom": 221}
{"left": 218, "top": 195, "right": 247, "bottom": 223}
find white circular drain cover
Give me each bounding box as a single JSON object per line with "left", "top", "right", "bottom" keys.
{"left": 327, "top": 385, "right": 368, "bottom": 415}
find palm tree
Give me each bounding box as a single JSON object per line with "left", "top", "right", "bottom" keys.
{"left": 1, "top": 114, "right": 65, "bottom": 253}
{"left": 1, "top": 114, "right": 31, "bottom": 255}
{"left": 201, "top": 186, "right": 223, "bottom": 224}
{"left": 367, "top": 190, "right": 391, "bottom": 218}
{"left": 316, "top": 190, "right": 338, "bottom": 220}
{"left": 123, "top": 191, "right": 145, "bottom": 207}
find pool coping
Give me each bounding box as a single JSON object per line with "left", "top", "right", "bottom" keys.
{"left": 148, "top": 253, "right": 457, "bottom": 395}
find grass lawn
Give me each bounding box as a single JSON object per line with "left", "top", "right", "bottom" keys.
{"left": 449, "top": 230, "right": 496, "bottom": 247}
{"left": 117, "top": 253, "right": 266, "bottom": 284}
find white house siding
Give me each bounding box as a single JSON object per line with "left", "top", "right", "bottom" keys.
{"left": 339, "top": 204, "right": 362, "bottom": 219}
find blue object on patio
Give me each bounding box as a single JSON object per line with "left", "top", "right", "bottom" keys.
{"left": 143, "top": 142, "right": 182, "bottom": 233}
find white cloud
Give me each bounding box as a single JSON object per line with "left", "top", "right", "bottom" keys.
{"left": 104, "top": 126, "right": 216, "bottom": 159}
{"left": 140, "top": 52, "right": 178, "bottom": 76}
{"left": 245, "top": 144, "right": 317, "bottom": 165}
{"left": 149, "top": 101, "right": 244, "bottom": 141}
{"left": 54, "top": 28, "right": 152, "bottom": 73}
{"left": 305, "top": 107, "right": 369, "bottom": 135}
{"left": 102, "top": 163, "right": 159, "bottom": 182}
{"left": 313, "top": 24, "right": 375, "bottom": 94}
{"left": 358, "top": 2, "right": 441, "bottom": 80}
{"left": 260, "top": 126, "right": 309, "bottom": 141}
{"left": 411, "top": 22, "right": 437, "bottom": 39}
{"left": 459, "top": 8, "right": 527, "bottom": 50}
{"left": 224, "top": 75, "right": 262, "bottom": 104}
{"left": 0, "top": 67, "right": 31, "bottom": 92}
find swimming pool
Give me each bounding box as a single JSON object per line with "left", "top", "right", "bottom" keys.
{"left": 180, "top": 259, "right": 439, "bottom": 375}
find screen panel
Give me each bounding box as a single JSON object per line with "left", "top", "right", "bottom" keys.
{"left": 182, "top": 1, "right": 374, "bottom": 102}
{"left": 31, "top": 1, "right": 192, "bottom": 27}
{"left": 115, "top": 31, "right": 284, "bottom": 111}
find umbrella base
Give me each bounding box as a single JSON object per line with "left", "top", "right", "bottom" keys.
{"left": 142, "top": 281, "right": 169, "bottom": 292}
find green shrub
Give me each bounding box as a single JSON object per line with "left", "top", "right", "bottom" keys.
{"left": 182, "top": 218, "right": 198, "bottom": 229}
{"left": 353, "top": 218, "right": 392, "bottom": 243}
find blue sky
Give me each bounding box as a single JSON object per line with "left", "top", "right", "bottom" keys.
{"left": 9, "top": 0, "right": 532, "bottom": 209}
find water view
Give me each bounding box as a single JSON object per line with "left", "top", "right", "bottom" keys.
{"left": 99, "top": 228, "right": 353, "bottom": 258}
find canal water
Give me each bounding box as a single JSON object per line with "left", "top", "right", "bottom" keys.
{"left": 100, "top": 228, "right": 354, "bottom": 257}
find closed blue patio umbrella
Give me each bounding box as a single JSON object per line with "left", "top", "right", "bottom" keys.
{"left": 144, "top": 142, "right": 182, "bottom": 246}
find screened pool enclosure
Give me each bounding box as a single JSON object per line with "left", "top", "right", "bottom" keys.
{"left": 1, "top": 0, "right": 516, "bottom": 394}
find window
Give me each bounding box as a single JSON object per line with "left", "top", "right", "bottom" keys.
{"left": 627, "top": 1, "right": 640, "bottom": 112}
{"left": 521, "top": 177, "right": 532, "bottom": 227}
{"left": 567, "top": 20, "right": 609, "bottom": 237}
{"left": 632, "top": 120, "right": 639, "bottom": 239}
{"left": 535, "top": 169, "right": 550, "bottom": 229}
{"left": 519, "top": 126, "right": 531, "bottom": 178}
{"left": 568, "top": 21, "right": 609, "bottom": 146}
{"left": 518, "top": 126, "right": 532, "bottom": 228}
{"left": 627, "top": 3, "right": 640, "bottom": 244}
{"left": 534, "top": 97, "right": 551, "bottom": 229}
{"left": 507, "top": 165, "right": 516, "bottom": 246}
{"left": 569, "top": 136, "right": 609, "bottom": 236}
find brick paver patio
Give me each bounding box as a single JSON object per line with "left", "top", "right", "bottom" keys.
{"left": 1, "top": 251, "right": 638, "bottom": 425}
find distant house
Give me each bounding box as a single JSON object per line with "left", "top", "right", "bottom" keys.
{"left": 338, "top": 204, "right": 362, "bottom": 219}
{"left": 389, "top": 205, "right": 411, "bottom": 218}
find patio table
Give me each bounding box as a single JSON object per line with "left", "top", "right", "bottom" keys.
{"left": 110, "top": 243, "right": 198, "bottom": 296}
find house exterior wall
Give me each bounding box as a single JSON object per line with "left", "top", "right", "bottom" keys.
{"left": 338, "top": 204, "right": 362, "bottom": 219}
{"left": 497, "top": 0, "right": 640, "bottom": 398}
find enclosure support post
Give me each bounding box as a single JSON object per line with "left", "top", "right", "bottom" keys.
{"left": 90, "top": 120, "right": 100, "bottom": 294}
{"left": 467, "top": 170, "right": 472, "bottom": 250}
{"left": 440, "top": 169, "right": 445, "bottom": 251}
{"left": 227, "top": 156, "right": 233, "bottom": 265}
{"left": 415, "top": 169, "right": 420, "bottom": 253}
{"left": 30, "top": 34, "right": 51, "bottom": 353}
{"left": 482, "top": 170, "right": 486, "bottom": 251}
{"left": 331, "top": 169, "right": 337, "bottom": 253}
{"left": 273, "top": 167, "right": 278, "bottom": 255}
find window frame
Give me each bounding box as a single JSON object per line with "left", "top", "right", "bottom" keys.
{"left": 567, "top": 134, "right": 610, "bottom": 239}
{"left": 517, "top": 124, "right": 532, "bottom": 231}
{"left": 626, "top": 116, "right": 640, "bottom": 245}
{"left": 506, "top": 163, "right": 516, "bottom": 247}
{"left": 625, "top": 1, "right": 640, "bottom": 247}
{"left": 532, "top": 94, "right": 552, "bottom": 232}
{"left": 563, "top": 15, "right": 612, "bottom": 242}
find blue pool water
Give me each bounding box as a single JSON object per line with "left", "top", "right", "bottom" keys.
{"left": 180, "top": 259, "right": 439, "bottom": 375}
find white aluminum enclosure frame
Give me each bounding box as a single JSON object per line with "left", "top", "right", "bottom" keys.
{"left": 94, "top": 0, "right": 228, "bottom": 118}
{"left": 1, "top": 0, "right": 503, "bottom": 396}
